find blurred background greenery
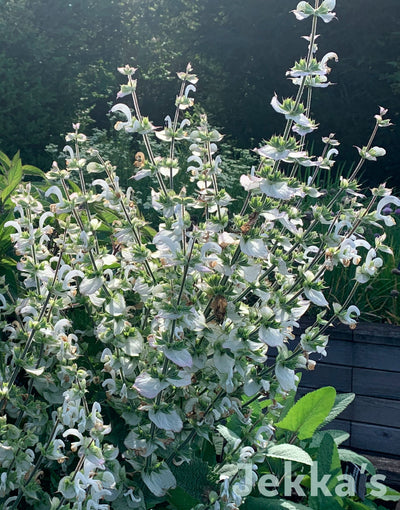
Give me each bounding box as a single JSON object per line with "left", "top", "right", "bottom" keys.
{"left": 0, "top": 0, "right": 399, "bottom": 189}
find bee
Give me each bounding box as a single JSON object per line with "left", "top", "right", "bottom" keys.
{"left": 111, "top": 236, "right": 122, "bottom": 255}
{"left": 240, "top": 211, "right": 259, "bottom": 234}
{"left": 134, "top": 152, "right": 146, "bottom": 168}
{"left": 211, "top": 295, "right": 228, "bottom": 324}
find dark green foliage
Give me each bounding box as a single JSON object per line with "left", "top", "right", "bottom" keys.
{"left": 0, "top": 0, "right": 399, "bottom": 188}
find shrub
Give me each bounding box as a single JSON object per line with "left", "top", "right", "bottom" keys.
{"left": 1, "top": 1, "right": 399, "bottom": 509}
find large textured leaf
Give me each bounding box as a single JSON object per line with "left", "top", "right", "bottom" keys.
{"left": 310, "top": 429, "right": 350, "bottom": 448}
{"left": 317, "top": 434, "right": 342, "bottom": 486}
{"left": 218, "top": 463, "right": 239, "bottom": 478}
{"left": 321, "top": 392, "right": 355, "bottom": 428}
{"left": 266, "top": 443, "right": 313, "bottom": 466}
{"left": 308, "top": 434, "right": 342, "bottom": 510}
{"left": 276, "top": 387, "right": 336, "bottom": 440}
{"left": 345, "top": 499, "right": 377, "bottom": 509}
{"left": 171, "top": 457, "right": 214, "bottom": 502}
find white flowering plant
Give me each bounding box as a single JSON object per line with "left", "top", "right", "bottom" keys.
{"left": 1, "top": 1, "right": 399, "bottom": 509}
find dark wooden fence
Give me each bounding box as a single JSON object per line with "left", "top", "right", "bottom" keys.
{"left": 281, "top": 321, "right": 400, "bottom": 489}
{"left": 295, "top": 321, "right": 400, "bottom": 458}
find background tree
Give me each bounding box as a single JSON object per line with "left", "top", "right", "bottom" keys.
{"left": 0, "top": 0, "right": 399, "bottom": 187}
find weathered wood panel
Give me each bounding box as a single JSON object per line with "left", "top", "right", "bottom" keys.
{"left": 341, "top": 395, "right": 400, "bottom": 425}
{"left": 353, "top": 368, "right": 400, "bottom": 400}
{"left": 353, "top": 323, "right": 400, "bottom": 347}
{"left": 323, "top": 341, "right": 400, "bottom": 371}
{"left": 351, "top": 423, "right": 400, "bottom": 456}
{"left": 300, "top": 363, "right": 352, "bottom": 392}
{"left": 295, "top": 321, "right": 400, "bottom": 462}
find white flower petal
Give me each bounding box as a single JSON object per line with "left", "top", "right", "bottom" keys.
{"left": 167, "top": 371, "right": 192, "bottom": 388}
{"left": 133, "top": 372, "right": 169, "bottom": 399}
{"left": 105, "top": 294, "right": 126, "bottom": 316}
{"left": 275, "top": 364, "right": 298, "bottom": 392}
{"left": 260, "top": 180, "right": 301, "bottom": 200}
{"left": 163, "top": 348, "right": 193, "bottom": 368}
{"left": 241, "top": 263, "right": 262, "bottom": 283}
{"left": 259, "top": 325, "right": 285, "bottom": 347}
{"left": 240, "top": 174, "right": 262, "bottom": 191}
{"left": 244, "top": 377, "right": 261, "bottom": 397}
{"left": 80, "top": 276, "right": 103, "bottom": 296}
{"left": 141, "top": 464, "right": 176, "bottom": 497}
{"left": 214, "top": 352, "right": 235, "bottom": 374}
{"left": 240, "top": 238, "right": 268, "bottom": 258}
{"left": 148, "top": 408, "right": 183, "bottom": 432}
{"left": 88, "top": 293, "right": 105, "bottom": 307}
{"left": 62, "top": 270, "right": 85, "bottom": 290}
{"left": 121, "top": 330, "right": 144, "bottom": 356}
{"left": 304, "top": 288, "right": 329, "bottom": 307}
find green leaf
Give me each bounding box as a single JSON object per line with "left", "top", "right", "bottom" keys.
{"left": 243, "top": 396, "right": 271, "bottom": 421}
{"left": 66, "top": 179, "right": 82, "bottom": 194}
{"left": 311, "top": 498, "right": 344, "bottom": 510}
{"left": 276, "top": 387, "right": 336, "bottom": 440}
{"left": 366, "top": 482, "right": 400, "bottom": 501}
{"left": 22, "top": 164, "right": 46, "bottom": 179}
{"left": 321, "top": 393, "right": 355, "bottom": 428}
{"left": 338, "top": 449, "right": 376, "bottom": 475}
{"left": 167, "top": 487, "right": 200, "bottom": 510}
{"left": 266, "top": 443, "right": 313, "bottom": 466}
{"left": 318, "top": 434, "right": 342, "bottom": 485}
{"left": 242, "top": 497, "right": 311, "bottom": 510}
{"left": 345, "top": 499, "right": 377, "bottom": 510}
{"left": 0, "top": 211, "right": 15, "bottom": 239}
{"left": 171, "top": 457, "right": 214, "bottom": 502}
{"left": 1, "top": 154, "right": 23, "bottom": 203}
{"left": 308, "top": 434, "right": 342, "bottom": 510}
{"left": 0, "top": 151, "right": 11, "bottom": 170}
{"left": 216, "top": 425, "right": 240, "bottom": 446}
{"left": 278, "top": 390, "right": 297, "bottom": 422}
{"left": 309, "top": 430, "right": 350, "bottom": 448}
{"left": 218, "top": 463, "right": 238, "bottom": 478}
{"left": 92, "top": 204, "right": 121, "bottom": 225}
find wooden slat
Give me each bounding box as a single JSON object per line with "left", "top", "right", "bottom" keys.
{"left": 343, "top": 396, "right": 400, "bottom": 426}
{"left": 297, "top": 319, "right": 400, "bottom": 347}
{"left": 353, "top": 368, "right": 400, "bottom": 400}
{"left": 318, "top": 341, "right": 400, "bottom": 371}
{"left": 350, "top": 423, "right": 400, "bottom": 456}
{"left": 363, "top": 453, "right": 400, "bottom": 490}
{"left": 327, "top": 418, "right": 351, "bottom": 435}
{"left": 352, "top": 343, "right": 400, "bottom": 372}
{"left": 353, "top": 323, "right": 400, "bottom": 347}
{"left": 299, "top": 363, "right": 353, "bottom": 392}
{"left": 322, "top": 340, "right": 353, "bottom": 366}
